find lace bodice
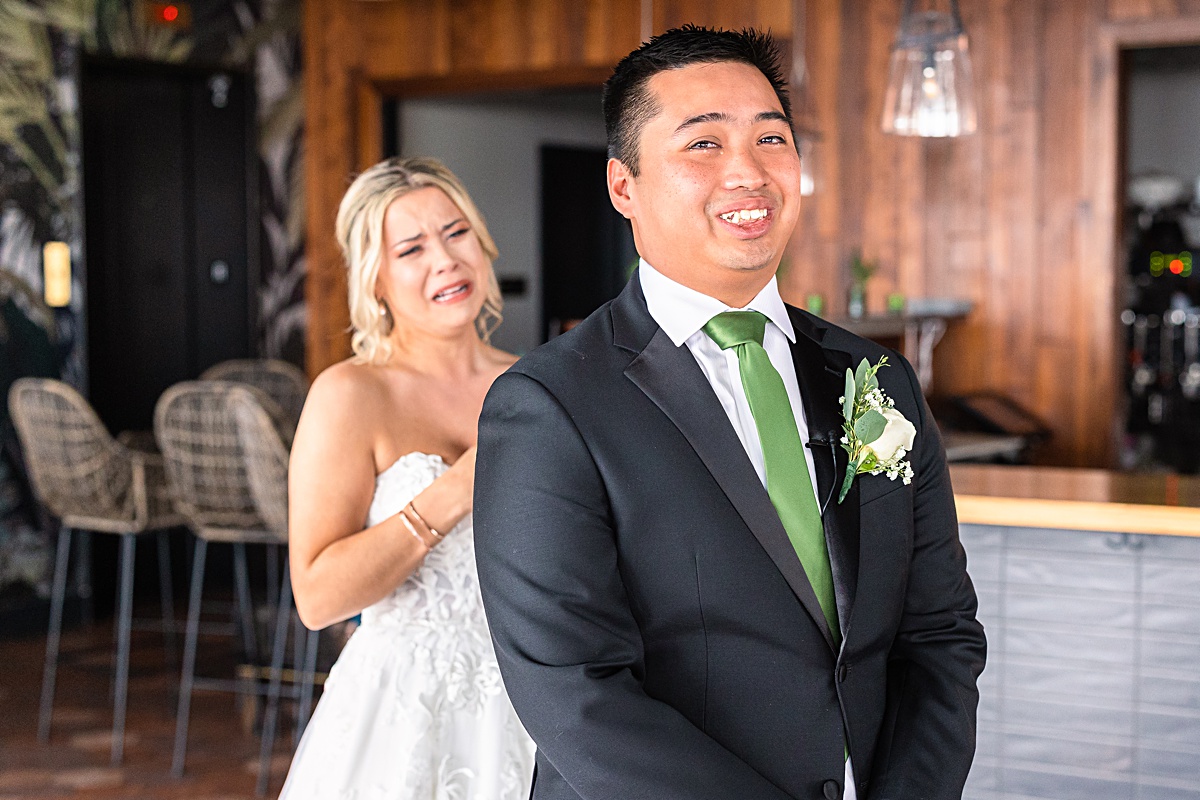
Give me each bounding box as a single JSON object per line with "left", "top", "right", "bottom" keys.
{"left": 361, "top": 452, "right": 485, "bottom": 634}
{"left": 279, "top": 451, "right": 535, "bottom": 800}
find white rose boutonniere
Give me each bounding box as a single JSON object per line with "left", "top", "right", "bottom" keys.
{"left": 837, "top": 356, "right": 916, "bottom": 503}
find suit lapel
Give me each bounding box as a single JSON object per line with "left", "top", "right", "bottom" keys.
{"left": 787, "top": 308, "right": 861, "bottom": 640}
{"left": 613, "top": 277, "right": 836, "bottom": 652}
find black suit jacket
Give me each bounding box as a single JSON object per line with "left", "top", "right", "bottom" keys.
{"left": 474, "top": 274, "right": 986, "bottom": 800}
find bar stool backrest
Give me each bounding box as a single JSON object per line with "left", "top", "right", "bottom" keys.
{"left": 9, "top": 378, "right": 133, "bottom": 524}
{"left": 228, "top": 386, "right": 289, "bottom": 536}
{"left": 155, "top": 381, "right": 282, "bottom": 535}
{"left": 200, "top": 359, "right": 308, "bottom": 437}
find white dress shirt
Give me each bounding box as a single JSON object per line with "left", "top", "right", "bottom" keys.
{"left": 637, "top": 259, "right": 857, "bottom": 800}
{"left": 637, "top": 259, "right": 822, "bottom": 507}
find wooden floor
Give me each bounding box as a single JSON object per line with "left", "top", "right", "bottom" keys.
{"left": 0, "top": 608, "right": 321, "bottom": 799}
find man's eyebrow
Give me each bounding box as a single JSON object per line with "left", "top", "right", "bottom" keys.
{"left": 673, "top": 111, "right": 731, "bottom": 135}
{"left": 673, "top": 110, "right": 790, "bottom": 136}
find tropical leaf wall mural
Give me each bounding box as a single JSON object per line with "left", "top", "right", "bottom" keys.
{"left": 0, "top": 0, "right": 304, "bottom": 594}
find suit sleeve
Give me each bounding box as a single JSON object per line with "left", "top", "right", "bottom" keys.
{"left": 474, "top": 370, "right": 796, "bottom": 800}
{"left": 868, "top": 354, "right": 988, "bottom": 799}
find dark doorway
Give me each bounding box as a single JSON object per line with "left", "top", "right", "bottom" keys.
{"left": 540, "top": 145, "right": 637, "bottom": 340}
{"left": 81, "top": 58, "right": 256, "bottom": 436}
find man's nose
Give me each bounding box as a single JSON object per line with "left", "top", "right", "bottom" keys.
{"left": 722, "top": 145, "right": 769, "bottom": 191}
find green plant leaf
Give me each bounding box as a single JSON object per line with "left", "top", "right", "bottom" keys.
{"left": 837, "top": 462, "right": 857, "bottom": 503}
{"left": 854, "top": 409, "right": 886, "bottom": 444}
{"left": 854, "top": 358, "right": 871, "bottom": 396}
{"left": 842, "top": 369, "right": 855, "bottom": 420}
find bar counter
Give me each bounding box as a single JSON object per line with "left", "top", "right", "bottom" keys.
{"left": 951, "top": 464, "right": 1200, "bottom": 537}
{"left": 949, "top": 464, "right": 1200, "bottom": 800}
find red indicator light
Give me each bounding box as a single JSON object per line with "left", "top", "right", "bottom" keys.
{"left": 162, "top": 4, "right": 178, "bottom": 20}
{"left": 1170, "top": 259, "right": 1184, "bottom": 275}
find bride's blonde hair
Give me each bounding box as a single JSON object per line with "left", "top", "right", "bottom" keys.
{"left": 336, "top": 157, "right": 503, "bottom": 365}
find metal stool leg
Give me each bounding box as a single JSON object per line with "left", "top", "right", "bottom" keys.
{"left": 256, "top": 561, "right": 293, "bottom": 797}
{"left": 265, "top": 543, "right": 279, "bottom": 617}
{"left": 157, "top": 531, "right": 176, "bottom": 660}
{"left": 171, "top": 538, "right": 207, "bottom": 778}
{"left": 295, "top": 626, "right": 319, "bottom": 742}
{"left": 75, "top": 530, "right": 93, "bottom": 626}
{"left": 111, "top": 534, "right": 137, "bottom": 765}
{"left": 233, "top": 542, "right": 258, "bottom": 662}
{"left": 37, "top": 526, "right": 72, "bottom": 742}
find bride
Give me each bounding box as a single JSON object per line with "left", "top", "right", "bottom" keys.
{"left": 281, "top": 157, "right": 534, "bottom": 798}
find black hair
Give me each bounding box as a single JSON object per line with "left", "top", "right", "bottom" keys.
{"left": 601, "top": 25, "right": 793, "bottom": 176}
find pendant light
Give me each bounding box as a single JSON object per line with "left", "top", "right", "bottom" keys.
{"left": 881, "top": 0, "right": 977, "bottom": 137}
{"left": 792, "top": 0, "right": 818, "bottom": 195}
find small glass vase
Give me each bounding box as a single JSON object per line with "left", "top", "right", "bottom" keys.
{"left": 847, "top": 284, "right": 866, "bottom": 319}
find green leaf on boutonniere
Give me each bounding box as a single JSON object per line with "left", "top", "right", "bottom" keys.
{"left": 854, "top": 408, "right": 886, "bottom": 444}
{"left": 842, "top": 369, "right": 856, "bottom": 421}
{"left": 838, "top": 457, "right": 860, "bottom": 503}
{"left": 854, "top": 358, "right": 871, "bottom": 397}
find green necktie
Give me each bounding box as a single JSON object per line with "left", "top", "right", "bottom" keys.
{"left": 704, "top": 311, "right": 840, "bottom": 646}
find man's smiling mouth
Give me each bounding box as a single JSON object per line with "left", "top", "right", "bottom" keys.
{"left": 719, "top": 208, "right": 769, "bottom": 225}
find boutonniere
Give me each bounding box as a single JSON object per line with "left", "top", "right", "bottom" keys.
{"left": 837, "top": 356, "right": 916, "bottom": 503}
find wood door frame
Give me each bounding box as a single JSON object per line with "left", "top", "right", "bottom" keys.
{"left": 351, "top": 66, "right": 615, "bottom": 173}
{"left": 1086, "top": 17, "right": 1200, "bottom": 464}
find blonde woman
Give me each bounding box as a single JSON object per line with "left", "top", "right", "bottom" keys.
{"left": 279, "top": 157, "right": 534, "bottom": 799}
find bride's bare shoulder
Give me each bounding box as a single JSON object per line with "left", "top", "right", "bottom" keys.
{"left": 303, "top": 359, "right": 392, "bottom": 421}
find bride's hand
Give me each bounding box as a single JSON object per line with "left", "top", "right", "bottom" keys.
{"left": 442, "top": 446, "right": 478, "bottom": 511}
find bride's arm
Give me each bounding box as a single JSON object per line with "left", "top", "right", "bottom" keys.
{"left": 287, "top": 365, "right": 474, "bottom": 630}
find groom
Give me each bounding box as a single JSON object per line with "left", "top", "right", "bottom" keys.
{"left": 474, "top": 26, "right": 985, "bottom": 800}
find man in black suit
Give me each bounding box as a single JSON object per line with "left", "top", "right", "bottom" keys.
{"left": 474, "top": 26, "right": 985, "bottom": 800}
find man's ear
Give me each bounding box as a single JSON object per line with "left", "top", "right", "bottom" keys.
{"left": 607, "top": 157, "right": 636, "bottom": 220}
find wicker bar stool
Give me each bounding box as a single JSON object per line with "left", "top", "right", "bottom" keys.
{"left": 8, "top": 378, "right": 185, "bottom": 766}
{"left": 200, "top": 359, "right": 308, "bottom": 601}
{"left": 200, "top": 359, "right": 308, "bottom": 437}
{"left": 153, "top": 381, "right": 289, "bottom": 778}
{"left": 229, "top": 386, "right": 320, "bottom": 796}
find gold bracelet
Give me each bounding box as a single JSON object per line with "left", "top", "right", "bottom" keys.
{"left": 406, "top": 501, "right": 444, "bottom": 542}
{"left": 397, "top": 509, "right": 430, "bottom": 550}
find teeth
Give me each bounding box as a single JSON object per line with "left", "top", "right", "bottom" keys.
{"left": 721, "top": 209, "right": 768, "bottom": 224}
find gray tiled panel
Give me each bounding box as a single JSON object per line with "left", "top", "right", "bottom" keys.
{"left": 1132, "top": 785, "right": 1200, "bottom": 800}
{"left": 1140, "top": 562, "right": 1200, "bottom": 599}
{"left": 1002, "top": 696, "right": 1132, "bottom": 737}
{"left": 1004, "top": 590, "right": 1137, "bottom": 628}
{"left": 1140, "top": 600, "right": 1200, "bottom": 634}
{"left": 1004, "top": 526, "right": 1134, "bottom": 555}
{"left": 1005, "top": 661, "right": 1134, "bottom": 701}
{"left": 1137, "top": 674, "right": 1200, "bottom": 709}
{"left": 1137, "top": 745, "right": 1200, "bottom": 784}
{"left": 1140, "top": 534, "right": 1200, "bottom": 563}
{"left": 957, "top": 524, "right": 1200, "bottom": 799}
{"left": 1005, "top": 626, "right": 1135, "bottom": 666}
{"left": 999, "top": 765, "right": 1131, "bottom": 800}
{"left": 1139, "top": 631, "right": 1200, "bottom": 665}
{"left": 1136, "top": 709, "right": 1200, "bottom": 744}
{"left": 1005, "top": 552, "right": 1134, "bottom": 593}
{"left": 1003, "top": 732, "right": 1132, "bottom": 771}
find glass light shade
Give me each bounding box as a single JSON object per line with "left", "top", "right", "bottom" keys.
{"left": 799, "top": 137, "right": 816, "bottom": 197}
{"left": 42, "top": 241, "right": 71, "bottom": 307}
{"left": 881, "top": 9, "right": 978, "bottom": 137}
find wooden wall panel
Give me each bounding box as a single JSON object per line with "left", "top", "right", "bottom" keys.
{"left": 305, "top": 0, "right": 1200, "bottom": 466}
{"left": 779, "top": 0, "right": 1200, "bottom": 466}
{"left": 304, "top": 0, "right": 789, "bottom": 378}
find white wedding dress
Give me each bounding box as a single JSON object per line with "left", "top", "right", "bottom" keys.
{"left": 279, "top": 452, "right": 536, "bottom": 800}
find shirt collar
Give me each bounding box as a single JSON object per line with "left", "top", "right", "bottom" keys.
{"left": 638, "top": 258, "right": 796, "bottom": 347}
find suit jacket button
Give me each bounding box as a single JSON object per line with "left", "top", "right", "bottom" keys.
{"left": 822, "top": 778, "right": 841, "bottom": 799}
{"left": 837, "top": 663, "right": 849, "bottom": 683}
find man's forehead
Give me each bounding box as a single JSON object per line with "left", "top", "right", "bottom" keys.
{"left": 644, "top": 61, "right": 783, "bottom": 120}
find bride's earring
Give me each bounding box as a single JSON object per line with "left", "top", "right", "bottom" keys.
{"left": 377, "top": 298, "right": 394, "bottom": 334}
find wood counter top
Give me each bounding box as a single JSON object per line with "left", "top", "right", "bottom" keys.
{"left": 949, "top": 464, "right": 1200, "bottom": 537}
